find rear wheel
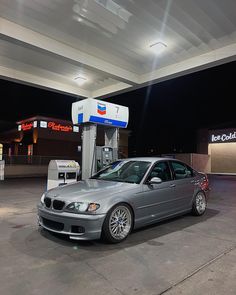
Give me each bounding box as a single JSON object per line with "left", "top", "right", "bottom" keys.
{"left": 102, "top": 204, "right": 133, "bottom": 243}
{"left": 192, "top": 192, "right": 207, "bottom": 216}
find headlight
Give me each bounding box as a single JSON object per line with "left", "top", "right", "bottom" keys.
{"left": 65, "top": 202, "right": 100, "bottom": 213}
{"left": 40, "top": 193, "right": 45, "bottom": 204}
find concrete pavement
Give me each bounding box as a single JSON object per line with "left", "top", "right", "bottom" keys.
{"left": 0, "top": 175, "right": 236, "bottom": 295}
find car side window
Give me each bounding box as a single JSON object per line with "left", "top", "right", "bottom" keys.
{"left": 171, "top": 161, "right": 193, "bottom": 180}
{"left": 147, "top": 162, "right": 172, "bottom": 182}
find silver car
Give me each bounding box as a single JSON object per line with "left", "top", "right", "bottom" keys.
{"left": 38, "top": 158, "right": 210, "bottom": 243}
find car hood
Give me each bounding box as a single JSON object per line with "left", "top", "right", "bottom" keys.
{"left": 46, "top": 179, "right": 139, "bottom": 202}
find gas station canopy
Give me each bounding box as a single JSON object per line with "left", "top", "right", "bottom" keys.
{"left": 0, "top": 0, "right": 236, "bottom": 99}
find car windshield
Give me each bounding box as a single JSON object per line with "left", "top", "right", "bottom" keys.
{"left": 91, "top": 160, "right": 151, "bottom": 184}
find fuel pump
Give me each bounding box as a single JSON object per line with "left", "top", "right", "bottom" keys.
{"left": 72, "top": 98, "right": 129, "bottom": 179}
{"left": 96, "top": 146, "right": 115, "bottom": 170}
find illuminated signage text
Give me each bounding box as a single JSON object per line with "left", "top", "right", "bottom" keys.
{"left": 48, "top": 121, "right": 73, "bottom": 132}
{"left": 210, "top": 131, "right": 236, "bottom": 143}
{"left": 18, "top": 120, "right": 79, "bottom": 133}
{"left": 21, "top": 122, "right": 33, "bottom": 131}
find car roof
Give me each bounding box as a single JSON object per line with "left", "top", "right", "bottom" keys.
{"left": 120, "top": 157, "right": 176, "bottom": 163}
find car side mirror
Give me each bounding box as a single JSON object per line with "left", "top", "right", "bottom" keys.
{"left": 149, "top": 177, "right": 162, "bottom": 184}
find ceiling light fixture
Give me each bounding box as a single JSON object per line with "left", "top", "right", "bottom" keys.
{"left": 150, "top": 41, "right": 167, "bottom": 48}
{"left": 74, "top": 76, "right": 87, "bottom": 81}
{"left": 74, "top": 76, "right": 87, "bottom": 85}
{"left": 149, "top": 41, "right": 167, "bottom": 54}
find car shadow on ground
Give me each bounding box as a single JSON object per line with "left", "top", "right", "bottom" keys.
{"left": 41, "top": 208, "right": 219, "bottom": 249}
{"left": 9, "top": 208, "right": 219, "bottom": 262}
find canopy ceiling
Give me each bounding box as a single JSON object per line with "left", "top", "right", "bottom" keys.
{"left": 0, "top": 0, "right": 236, "bottom": 99}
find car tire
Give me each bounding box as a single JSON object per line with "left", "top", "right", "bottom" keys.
{"left": 102, "top": 203, "right": 133, "bottom": 243}
{"left": 192, "top": 191, "right": 207, "bottom": 216}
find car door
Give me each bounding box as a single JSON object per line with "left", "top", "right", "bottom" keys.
{"left": 169, "top": 160, "right": 195, "bottom": 211}
{"left": 132, "top": 161, "right": 177, "bottom": 227}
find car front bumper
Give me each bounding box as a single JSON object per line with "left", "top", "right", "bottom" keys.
{"left": 37, "top": 204, "right": 106, "bottom": 240}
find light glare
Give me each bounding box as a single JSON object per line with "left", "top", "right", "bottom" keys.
{"left": 149, "top": 41, "right": 167, "bottom": 54}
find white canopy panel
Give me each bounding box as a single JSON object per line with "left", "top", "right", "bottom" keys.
{"left": 0, "top": 0, "right": 236, "bottom": 98}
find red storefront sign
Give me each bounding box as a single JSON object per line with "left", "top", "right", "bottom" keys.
{"left": 48, "top": 121, "right": 73, "bottom": 132}
{"left": 21, "top": 122, "right": 33, "bottom": 131}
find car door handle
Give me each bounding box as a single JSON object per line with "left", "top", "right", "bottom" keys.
{"left": 170, "top": 184, "right": 176, "bottom": 188}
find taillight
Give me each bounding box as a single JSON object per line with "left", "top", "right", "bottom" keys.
{"left": 200, "top": 175, "right": 209, "bottom": 190}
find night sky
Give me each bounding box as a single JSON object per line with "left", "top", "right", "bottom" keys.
{"left": 0, "top": 61, "right": 236, "bottom": 156}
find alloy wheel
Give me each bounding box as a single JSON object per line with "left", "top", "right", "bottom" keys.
{"left": 109, "top": 205, "right": 132, "bottom": 240}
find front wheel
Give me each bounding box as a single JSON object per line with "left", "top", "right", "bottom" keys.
{"left": 102, "top": 204, "right": 133, "bottom": 243}
{"left": 192, "top": 192, "right": 207, "bottom": 216}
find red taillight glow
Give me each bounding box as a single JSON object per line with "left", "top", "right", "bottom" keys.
{"left": 200, "top": 176, "right": 209, "bottom": 190}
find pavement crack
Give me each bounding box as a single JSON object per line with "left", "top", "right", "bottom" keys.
{"left": 157, "top": 245, "right": 236, "bottom": 295}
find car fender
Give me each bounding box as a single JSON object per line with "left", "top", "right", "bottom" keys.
{"left": 97, "top": 193, "right": 136, "bottom": 216}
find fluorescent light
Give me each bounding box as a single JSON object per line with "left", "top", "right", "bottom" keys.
{"left": 73, "top": 126, "right": 79, "bottom": 133}
{"left": 150, "top": 41, "right": 167, "bottom": 48}
{"left": 74, "top": 76, "right": 87, "bottom": 86}
{"left": 40, "top": 121, "right": 47, "bottom": 128}
{"left": 149, "top": 41, "right": 167, "bottom": 54}
{"left": 74, "top": 76, "right": 87, "bottom": 81}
